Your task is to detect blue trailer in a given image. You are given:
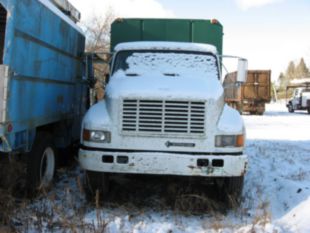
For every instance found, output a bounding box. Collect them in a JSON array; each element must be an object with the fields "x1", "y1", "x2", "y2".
[{"x1": 0, "y1": 0, "x2": 90, "y2": 194}]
